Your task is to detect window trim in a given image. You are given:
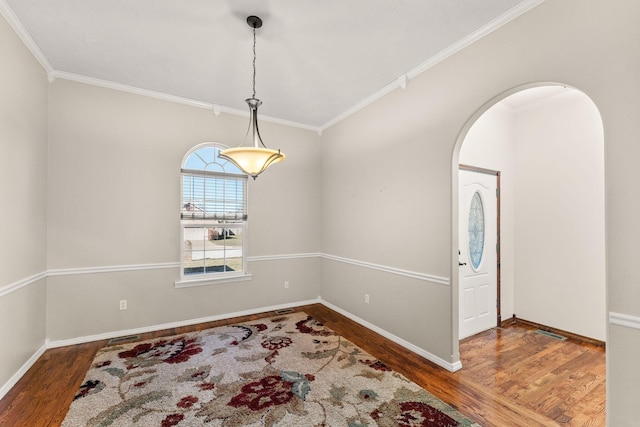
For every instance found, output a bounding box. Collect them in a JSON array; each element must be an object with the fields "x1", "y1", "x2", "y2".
[
  {"x1": 177, "y1": 142, "x2": 250, "y2": 287},
  {"x1": 175, "y1": 271, "x2": 252, "y2": 288}
]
